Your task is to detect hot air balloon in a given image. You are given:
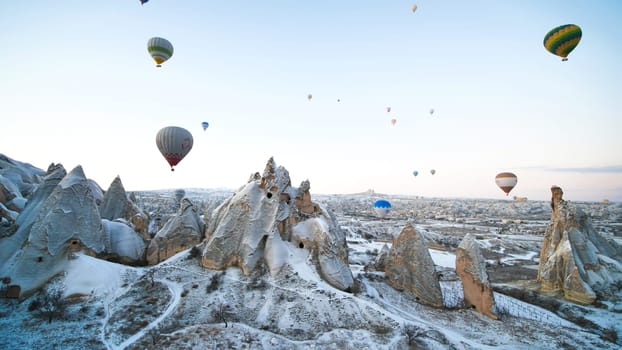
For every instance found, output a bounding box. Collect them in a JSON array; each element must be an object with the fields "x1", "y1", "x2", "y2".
[
  {"x1": 390, "y1": 118, "x2": 397, "y2": 126},
  {"x1": 307, "y1": 94, "x2": 313, "y2": 101},
  {"x1": 495, "y1": 172, "x2": 518, "y2": 196},
  {"x1": 140, "y1": 0, "x2": 149, "y2": 4},
  {"x1": 543, "y1": 24, "x2": 582, "y2": 61},
  {"x1": 430, "y1": 169, "x2": 436, "y2": 175},
  {"x1": 201, "y1": 121, "x2": 209, "y2": 131},
  {"x1": 147, "y1": 37, "x2": 174, "y2": 67},
  {"x1": 413, "y1": 170, "x2": 419, "y2": 177},
  {"x1": 430, "y1": 108, "x2": 435, "y2": 115},
  {"x1": 411, "y1": 4, "x2": 417, "y2": 12},
  {"x1": 373, "y1": 199, "x2": 391, "y2": 219},
  {"x1": 156, "y1": 126, "x2": 193, "y2": 171},
  {"x1": 386, "y1": 106, "x2": 392, "y2": 113}
]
